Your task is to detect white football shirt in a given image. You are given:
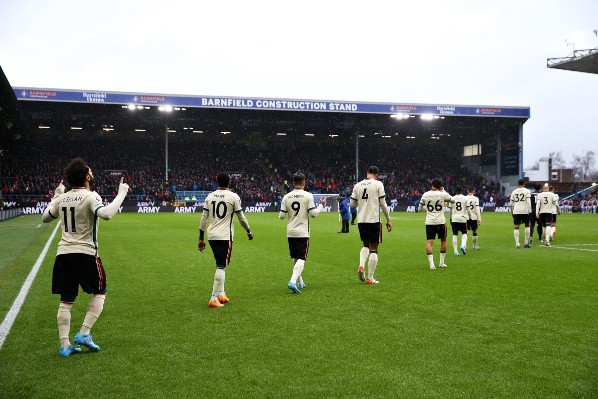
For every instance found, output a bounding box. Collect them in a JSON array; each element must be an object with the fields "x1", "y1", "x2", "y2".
[
  {"x1": 510, "y1": 187, "x2": 531, "y2": 215},
  {"x1": 45, "y1": 188, "x2": 105, "y2": 256},
  {"x1": 537, "y1": 191, "x2": 557, "y2": 214},
  {"x1": 450, "y1": 194, "x2": 469, "y2": 223},
  {"x1": 419, "y1": 190, "x2": 453, "y2": 225},
  {"x1": 350, "y1": 179, "x2": 387, "y2": 223},
  {"x1": 202, "y1": 189, "x2": 243, "y2": 240},
  {"x1": 551, "y1": 193, "x2": 560, "y2": 215},
  {"x1": 280, "y1": 189, "x2": 317, "y2": 238},
  {"x1": 466, "y1": 194, "x2": 481, "y2": 221}
]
